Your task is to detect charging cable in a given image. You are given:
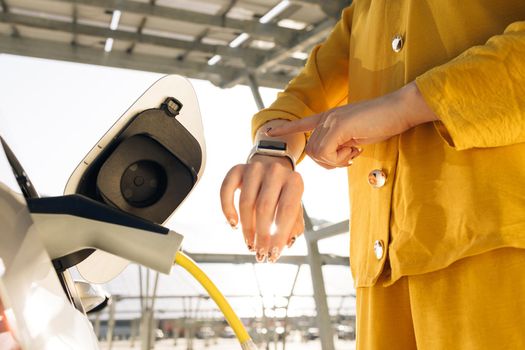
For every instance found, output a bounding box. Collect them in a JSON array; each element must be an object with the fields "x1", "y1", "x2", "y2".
[{"x1": 174, "y1": 251, "x2": 258, "y2": 350}]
